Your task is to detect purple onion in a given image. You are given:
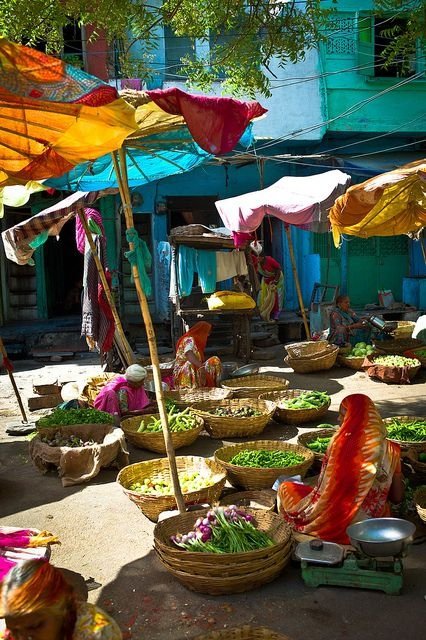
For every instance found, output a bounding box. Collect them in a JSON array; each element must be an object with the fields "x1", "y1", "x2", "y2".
[
  {"x1": 194, "y1": 517, "x2": 203, "y2": 528},
  {"x1": 202, "y1": 517, "x2": 210, "y2": 526},
  {"x1": 201, "y1": 532, "x2": 211, "y2": 542}
]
